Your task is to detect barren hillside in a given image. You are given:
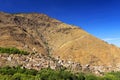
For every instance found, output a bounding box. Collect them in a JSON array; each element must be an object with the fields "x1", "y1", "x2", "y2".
[{"x1": 0, "y1": 12, "x2": 120, "y2": 69}]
